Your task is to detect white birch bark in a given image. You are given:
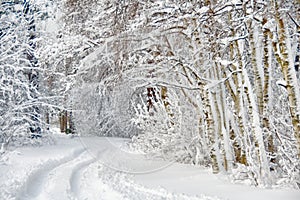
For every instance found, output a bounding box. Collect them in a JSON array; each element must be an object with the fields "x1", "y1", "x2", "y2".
[{"x1": 243, "y1": 68, "x2": 272, "y2": 186}]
